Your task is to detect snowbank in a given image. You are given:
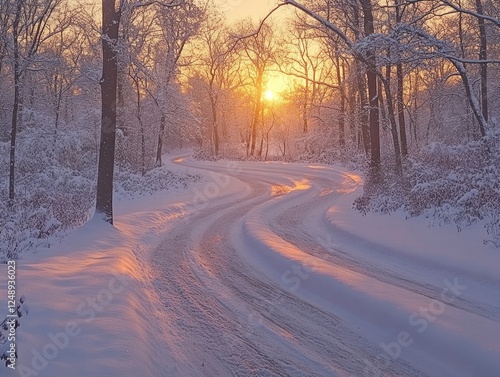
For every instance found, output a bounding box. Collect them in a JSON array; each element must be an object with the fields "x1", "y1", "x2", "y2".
[
  {"x1": 0, "y1": 198, "x2": 189, "y2": 376},
  {"x1": 0, "y1": 156, "x2": 205, "y2": 377}
]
